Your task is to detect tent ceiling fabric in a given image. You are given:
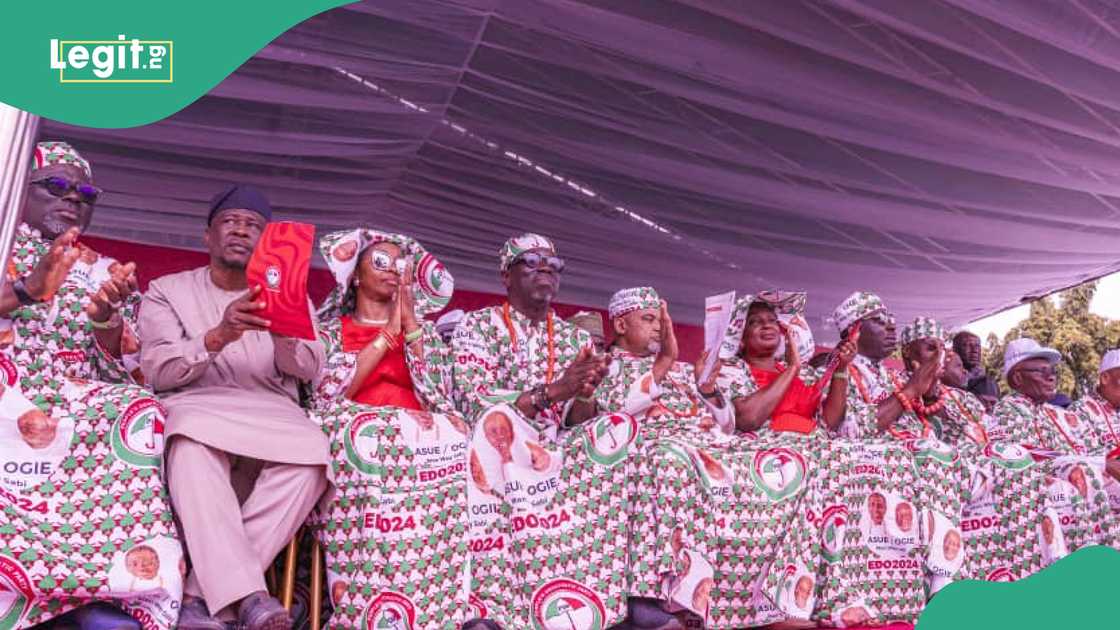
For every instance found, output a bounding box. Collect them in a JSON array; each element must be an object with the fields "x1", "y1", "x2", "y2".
[{"x1": 42, "y1": 0, "x2": 1120, "y2": 336}]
